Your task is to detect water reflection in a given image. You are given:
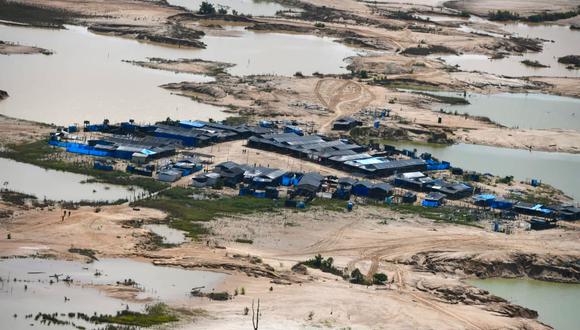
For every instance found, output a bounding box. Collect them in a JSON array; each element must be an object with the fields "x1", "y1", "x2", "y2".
[
  {"x1": 168, "y1": 0, "x2": 293, "y2": 16},
  {"x1": 387, "y1": 142, "x2": 580, "y2": 201},
  {"x1": 469, "y1": 278, "x2": 580, "y2": 330},
  {"x1": 0, "y1": 157, "x2": 142, "y2": 202}
]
